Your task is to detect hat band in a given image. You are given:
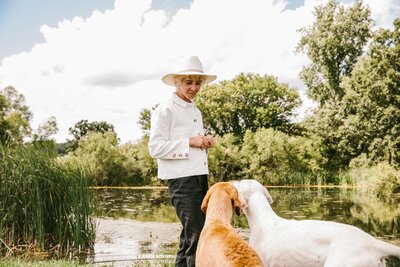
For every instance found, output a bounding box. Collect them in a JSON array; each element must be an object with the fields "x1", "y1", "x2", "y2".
[{"x1": 178, "y1": 69, "x2": 205, "y2": 74}]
